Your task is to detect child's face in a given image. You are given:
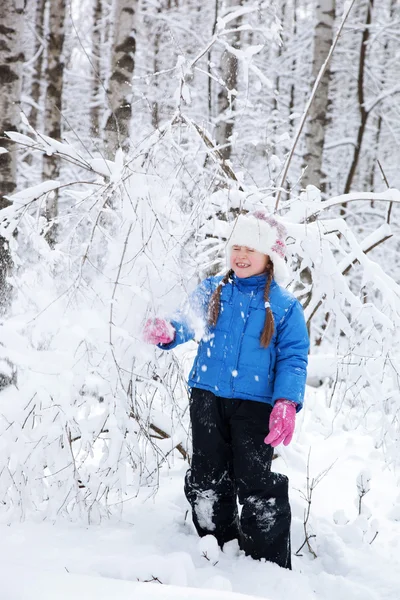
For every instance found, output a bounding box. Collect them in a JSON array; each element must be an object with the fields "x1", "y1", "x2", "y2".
[{"x1": 230, "y1": 246, "x2": 269, "y2": 278}]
